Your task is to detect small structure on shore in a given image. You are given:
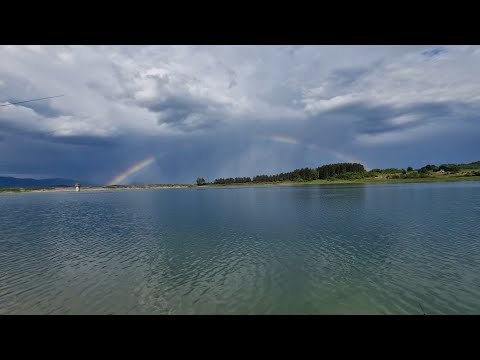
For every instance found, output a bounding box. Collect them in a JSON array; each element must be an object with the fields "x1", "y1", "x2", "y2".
[{"x1": 75, "y1": 183, "x2": 81, "y2": 192}]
